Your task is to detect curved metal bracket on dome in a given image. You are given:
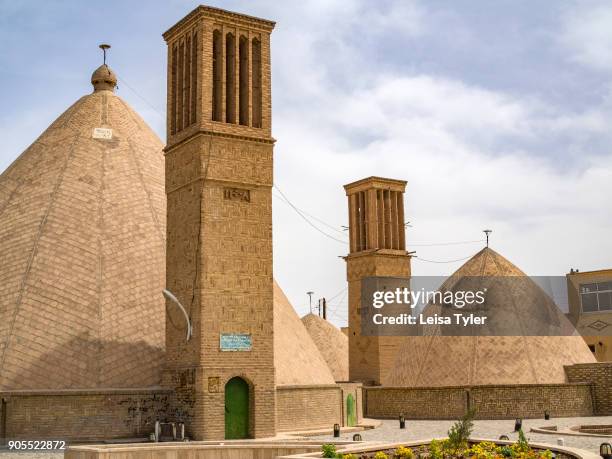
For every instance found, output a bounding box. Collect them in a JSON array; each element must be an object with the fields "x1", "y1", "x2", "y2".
[{"x1": 162, "y1": 289, "x2": 193, "y2": 341}]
